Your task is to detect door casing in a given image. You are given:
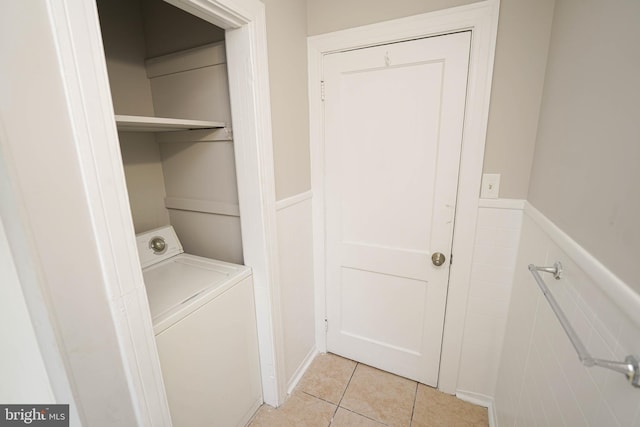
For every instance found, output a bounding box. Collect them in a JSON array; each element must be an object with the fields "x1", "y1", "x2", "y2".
[{"x1": 308, "y1": 0, "x2": 500, "y2": 394}]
